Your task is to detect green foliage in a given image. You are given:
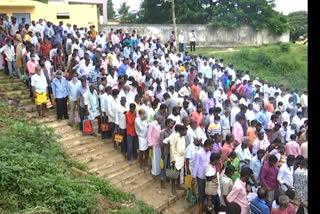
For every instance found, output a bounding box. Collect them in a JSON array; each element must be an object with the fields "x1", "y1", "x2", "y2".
[
  {"x1": 107, "y1": 0, "x2": 116, "y2": 20},
  {"x1": 288, "y1": 11, "x2": 308, "y2": 41},
  {"x1": 0, "y1": 103, "x2": 157, "y2": 214},
  {"x1": 116, "y1": 2, "x2": 137, "y2": 23},
  {"x1": 279, "y1": 42, "x2": 291, "y2": 52},
  {"x1": 209, "y1": 0, "x2": 290, "y2": 34},
  {"x1": 138, "y1": 0, "x2": 289, "y2": 34}
]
